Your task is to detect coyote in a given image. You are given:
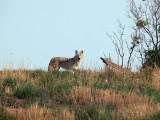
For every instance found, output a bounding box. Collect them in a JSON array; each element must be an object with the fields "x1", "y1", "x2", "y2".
[{"x1": 48, "y1": 50, "x2": 83, "y2": 72}]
